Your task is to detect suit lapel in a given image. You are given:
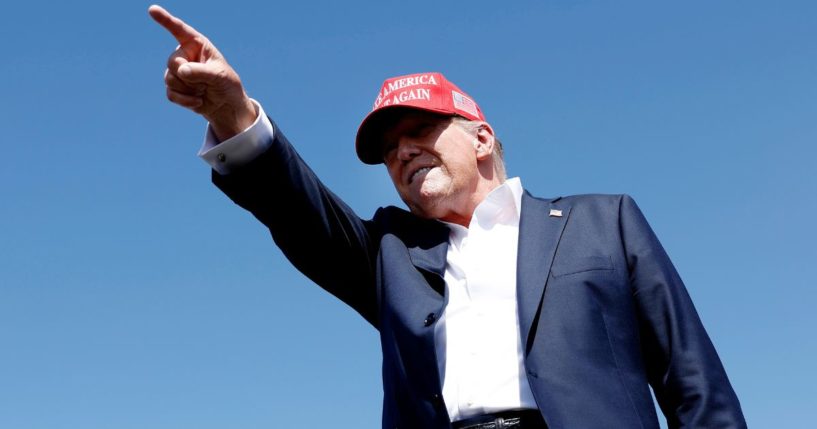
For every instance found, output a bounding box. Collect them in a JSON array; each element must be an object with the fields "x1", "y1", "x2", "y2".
[
  {"x1": 406, "y1": 218, "x2": 450, "y2": 296},
  {"x1": 517, "y1": 192, "x2": 571, "y2": 354},
  {"x1": 407, "y1": 237, "x2": 448, "y2": 279},
  {"x1": 396, "y1": 194, "x2": 570, "y2": 354}
]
